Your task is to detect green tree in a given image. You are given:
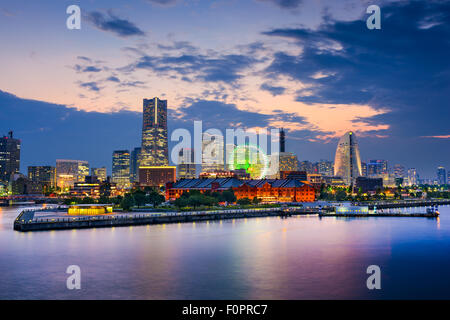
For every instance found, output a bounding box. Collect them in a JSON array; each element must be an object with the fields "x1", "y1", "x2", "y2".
[
  {"x1": 335, "y1": 190, "x2": 347, "y2": 201},
  {"x1": 147, "y1": 191, "x2": 165, "y2": 207},
  {"x1": 237, "y1": 197, "x2": 251, "y2": 205},
  {"x1": 121, "y1": 193, "x2": 135, "y2": 211}
]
